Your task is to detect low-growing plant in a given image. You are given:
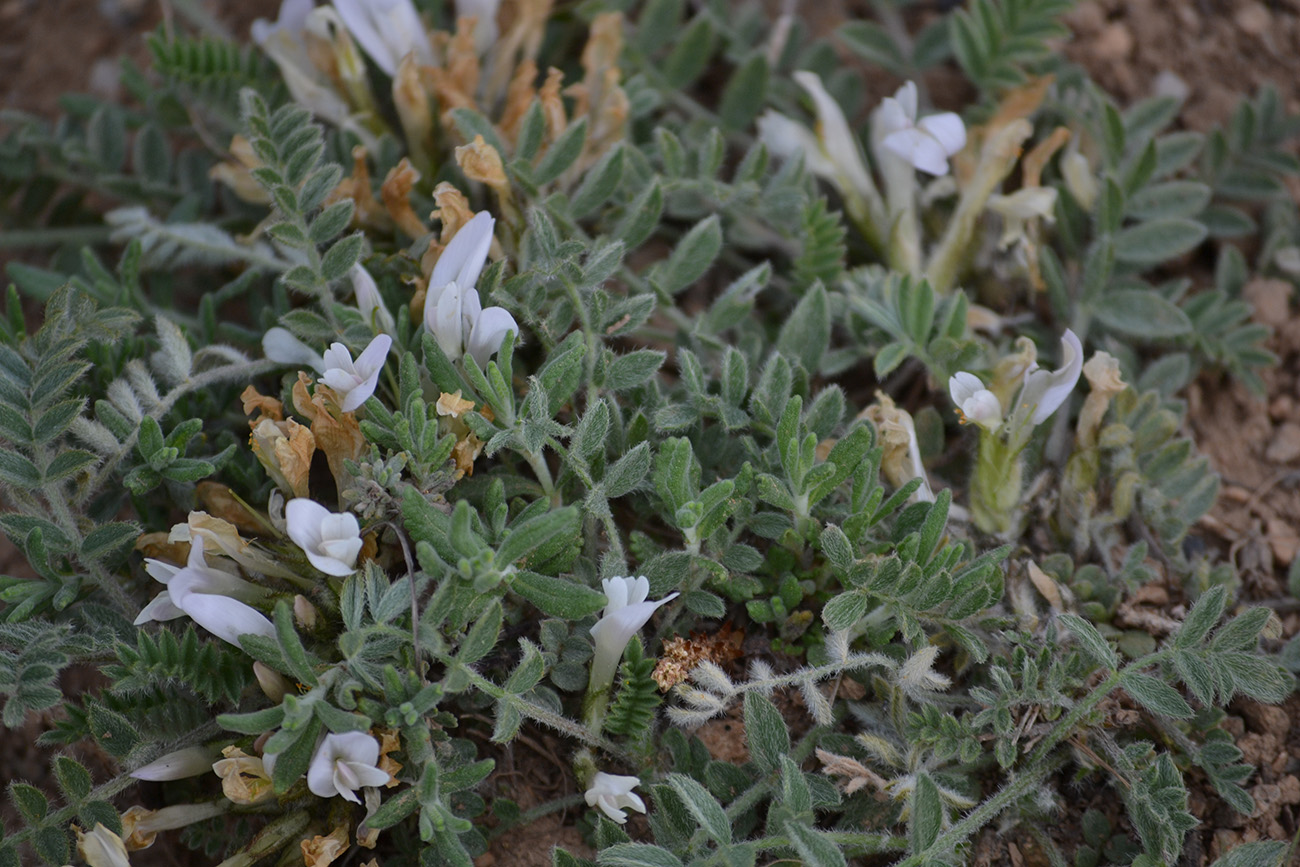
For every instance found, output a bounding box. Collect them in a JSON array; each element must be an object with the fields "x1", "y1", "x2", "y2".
[{"x1": 1, "y1": 1, "x2": 1297, "y2": 866}]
